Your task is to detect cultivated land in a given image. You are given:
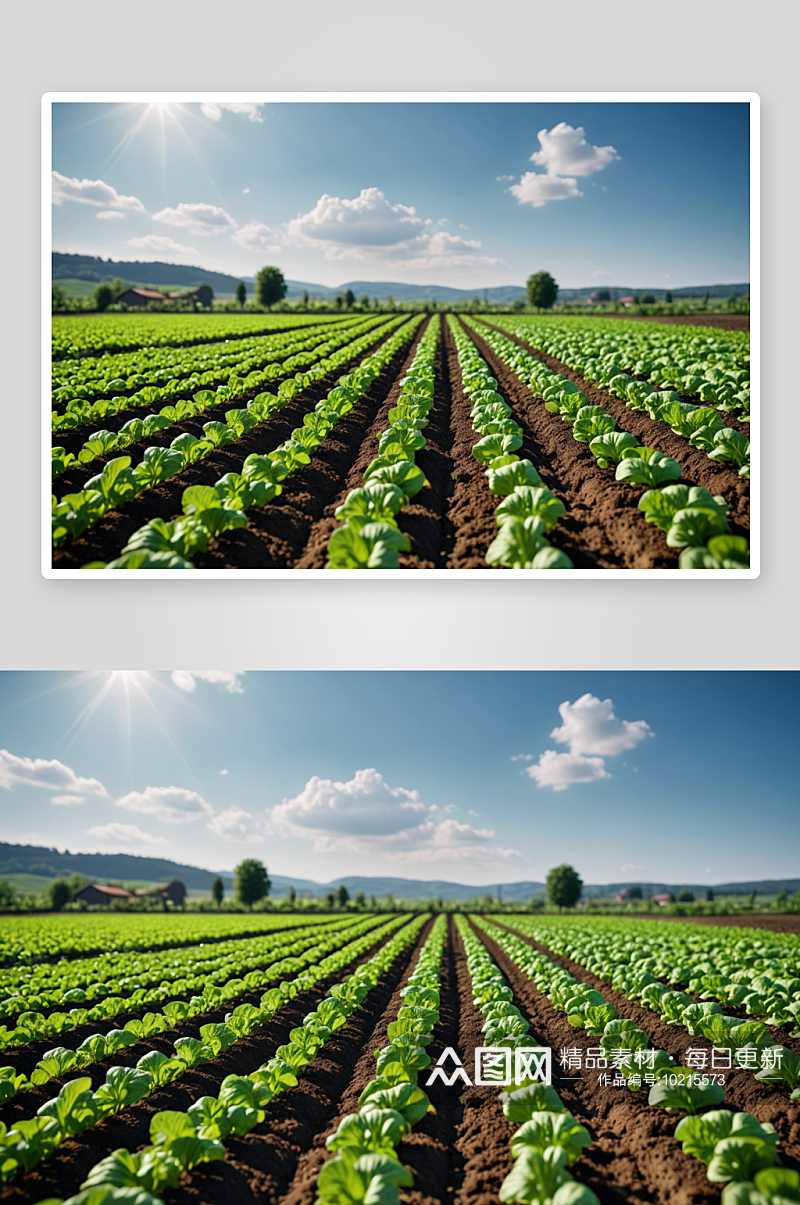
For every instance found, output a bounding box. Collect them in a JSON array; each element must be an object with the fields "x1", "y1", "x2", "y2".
[
  {"x1": 50, "y1": 313, "x2": 751, "y2": 571},
  {"x1": 0, "y1": 912, "x2": 797, "y2": 1205}
]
